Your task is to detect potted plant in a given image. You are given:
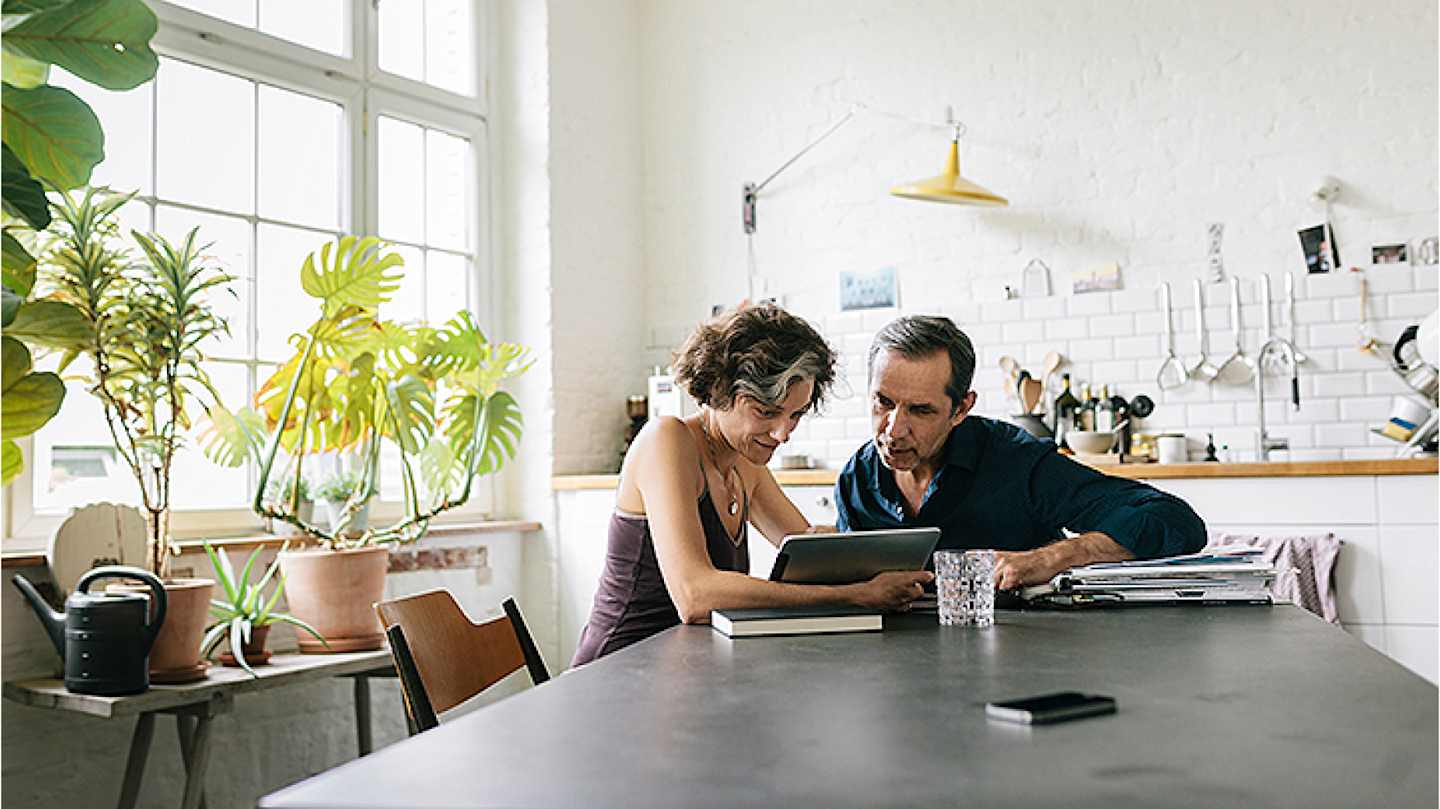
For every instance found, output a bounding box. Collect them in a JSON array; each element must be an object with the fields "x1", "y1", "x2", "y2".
[
  {"x1": 200, "y1": 235, "x2": 530, "y2": 652},
  {"x1": 314, "y1": 469, "x2": 373, "y2": 536},
  {"x1": 32, "y1": 187, "x2": 236, "y2": 682},
  {"x1": 201, "y1": 541, "x2": 327, "y2": 677},
  {"x1": 263, "y1": 474, "x2": 314, "y2": 535}
]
